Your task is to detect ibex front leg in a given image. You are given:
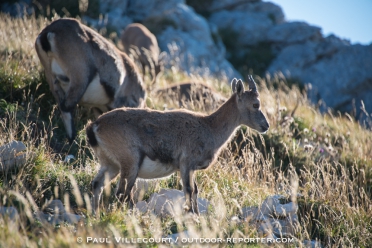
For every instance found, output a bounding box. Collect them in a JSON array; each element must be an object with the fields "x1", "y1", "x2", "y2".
[{"x1": 180, "y1": 165, "x2": 199, "y2": 215}]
